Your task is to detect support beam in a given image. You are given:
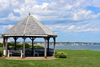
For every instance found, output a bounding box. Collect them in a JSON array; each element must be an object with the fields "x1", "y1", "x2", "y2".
[
  {"x1": 13, "y1": 37, "x2": 18, "y2": 50},
  {"x1": 47, "y1": 37, "x2": 50, "y2": 56},
  {"x1": 30, "y1": 37, "x2": 36, "y2": 56},
  {"x1": 14, "y1": 37, "x2": 16, "y2": 50},
  {"x1": 5, "y1": 37, "x2": 8, "y2": 57},
  {"x1": 3, "y1": 37, "x2": 5, "y2": 56},
  {"x1": 53, "y1": 37, "x2": 56, "y2": 57},
  {"x1": 23, "y1": 37, "x2": 25, "y2": 58},
  {"x1": 32, "y1": 39, "x2": 34, "y2": 55},
  {"x1": 44, "y1": 38, "x2": 47, "y2": 58},
  {"x1": 3, "y1": 37, "x2": 5, "y2": 49}
]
